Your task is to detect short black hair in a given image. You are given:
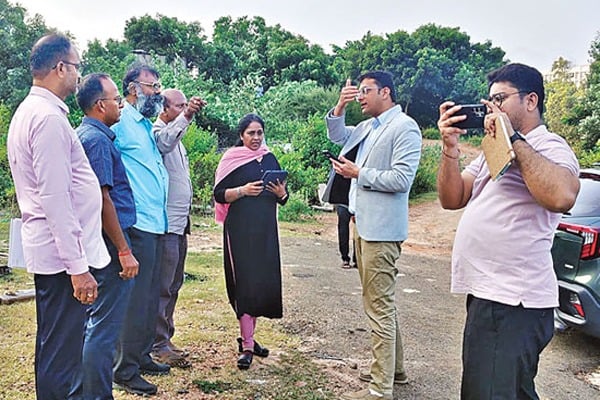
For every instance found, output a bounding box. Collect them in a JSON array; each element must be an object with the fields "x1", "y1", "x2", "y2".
[
  {"x1": 487, "y1": 63, "x2": 545, "y2": 116},
  {"x1": 235, "y1": 113, "x2": 265, "y2": 147},
  {"x1": 122, "y1": 65, "x2": 160, "y2": 96},
  {"x1": 76, "y1": 73, "x2": 110, "y2": 113},
  {"x1": 29, "y1": 34, "x2": 73, "y2": 78},
  {"x1": 357, "y1": 70, "x2": 396, "y2": 103}
]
